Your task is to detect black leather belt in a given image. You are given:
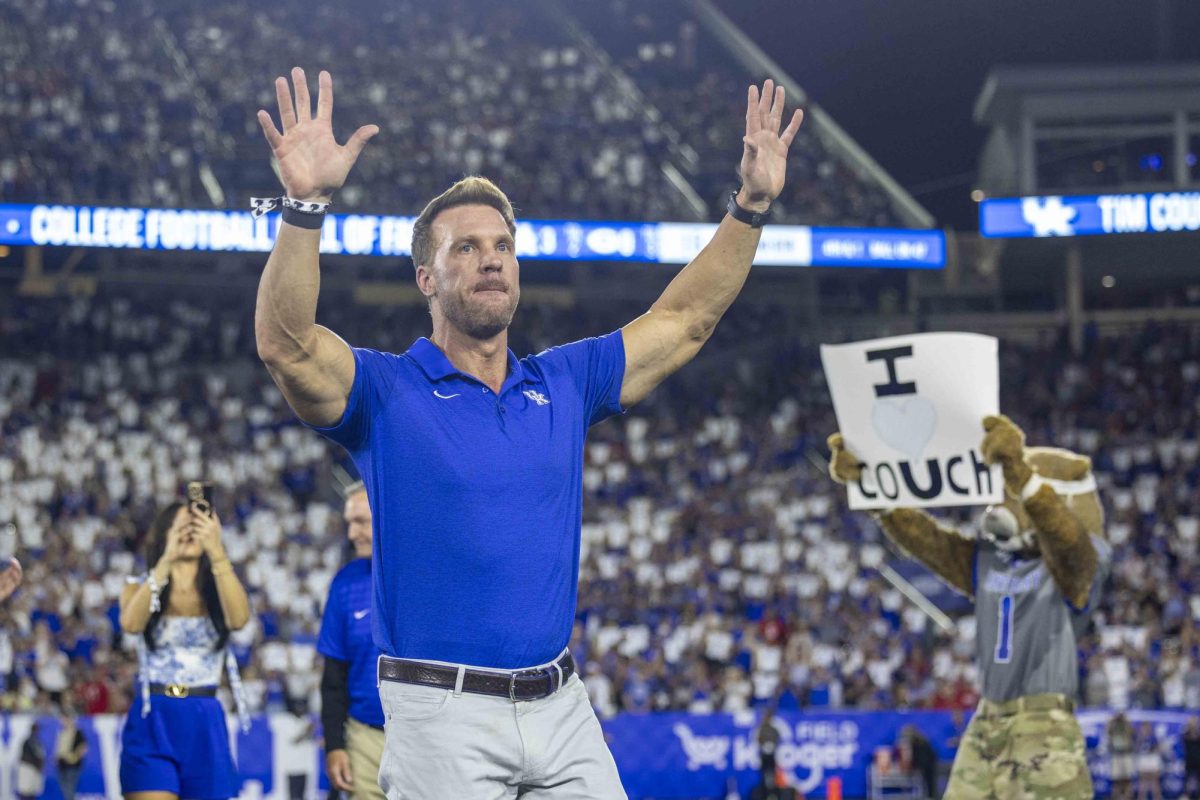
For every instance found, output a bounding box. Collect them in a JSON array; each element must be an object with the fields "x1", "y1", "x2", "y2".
[
  {"x1": 149, "y1": 683, "x2": 218, "y2": 698},
  {"x1": 378, "y1": 651, "x2": 575, "y2": 702}
]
